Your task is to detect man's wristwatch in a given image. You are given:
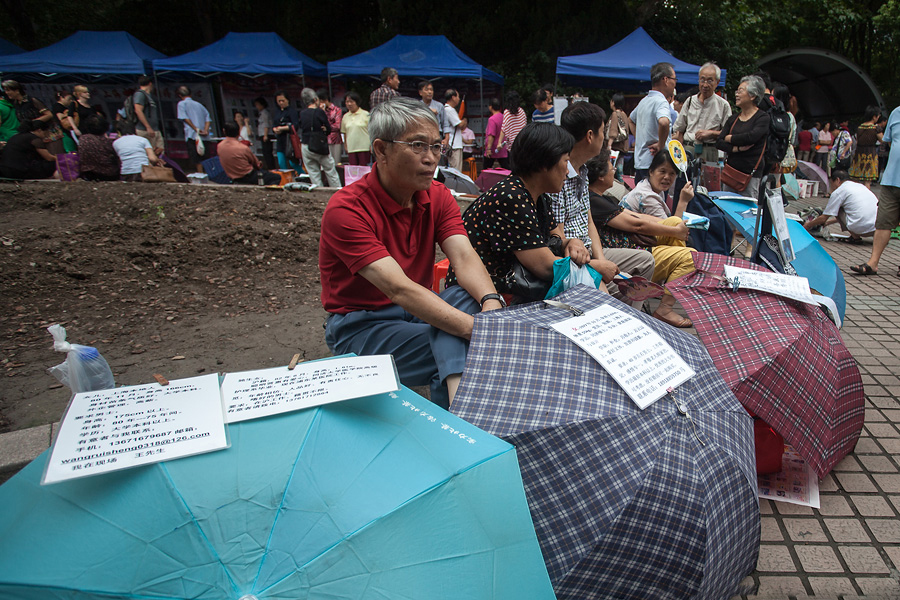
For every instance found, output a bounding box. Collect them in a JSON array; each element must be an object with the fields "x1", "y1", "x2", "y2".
[{"x1": 480, "y1": 293, "x2": 507, "y2": 308}]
